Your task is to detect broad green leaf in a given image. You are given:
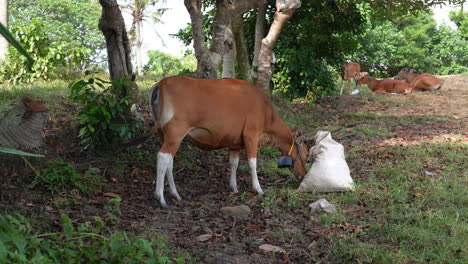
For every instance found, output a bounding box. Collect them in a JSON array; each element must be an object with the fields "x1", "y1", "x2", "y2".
[{"x1": 0, "y1": 23, "x2": 34, "y2": 63}]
